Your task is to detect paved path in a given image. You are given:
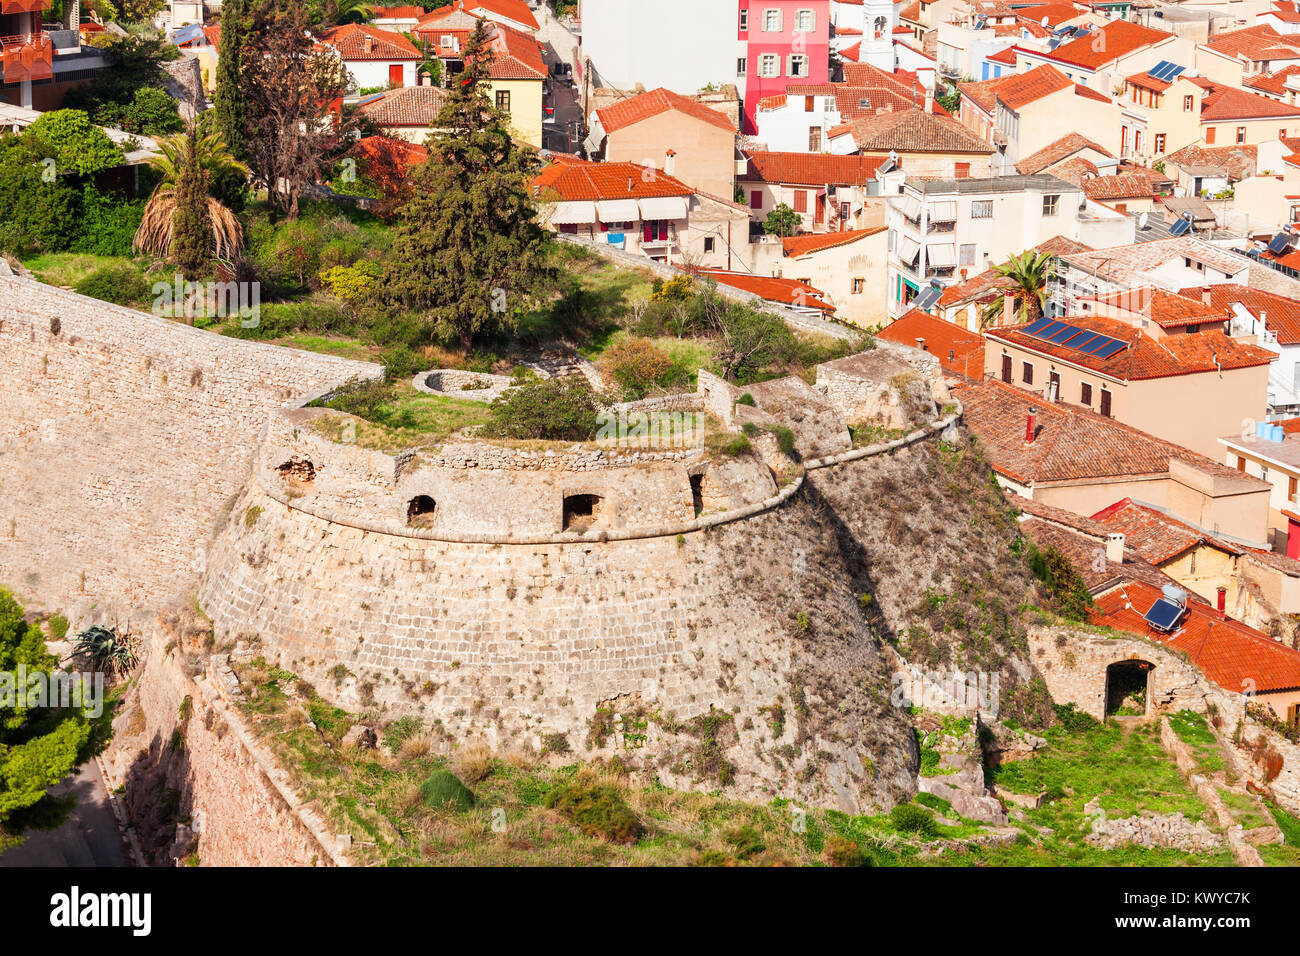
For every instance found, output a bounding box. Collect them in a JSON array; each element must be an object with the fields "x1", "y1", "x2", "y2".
[{"x1": 0, "y1": 760, "x2": 128, "y2": 867}]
